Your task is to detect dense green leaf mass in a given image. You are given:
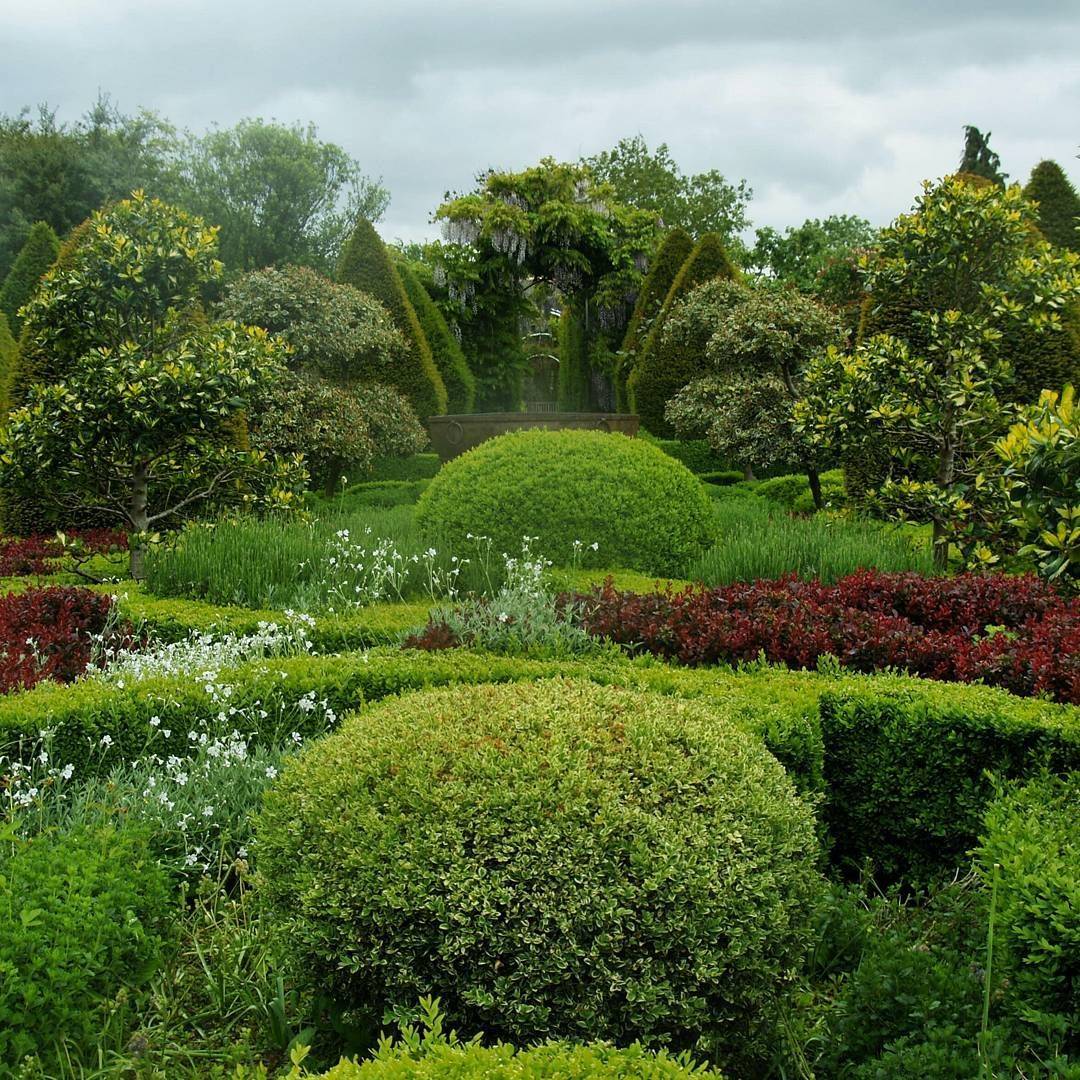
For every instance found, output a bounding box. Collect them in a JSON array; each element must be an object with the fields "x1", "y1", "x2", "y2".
[
  {"x1": 337, "y1": 218, "x2": 447, "y2": 417},
  {"x1": 978, "y1": 773, "x2": 1080, "y2": 1060},
  {"x1": 397, "y1": 258, "x2": 475, "y2": 412},
  {"x1": 0, "y1": 220, "x2": 59, "y2": 333},
  {"x1": 556, "y1": 300, "x2": 590, "y2": 411},
  {"x1": 257, "y1": 679, "x2": 822, "y2": 1071},
  {"x1": 629, "y1": 234, "x2": 738, "y2": 435},
  {"x1": 415, "y1": 429, "x2": 714, "y2": 575},
  {"x1": 0, "y1": 825, "x2": 170, "y2": 1072},
  {"x1": 315, "y1": 1038, "x2": 724, "y2": 1079},
  {"x1": 0, "y1": 311, "x2": 15, "y2": 410},
  {"x1": 1024, "y1": 160, "x2": 1080, "y2": 253}
]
